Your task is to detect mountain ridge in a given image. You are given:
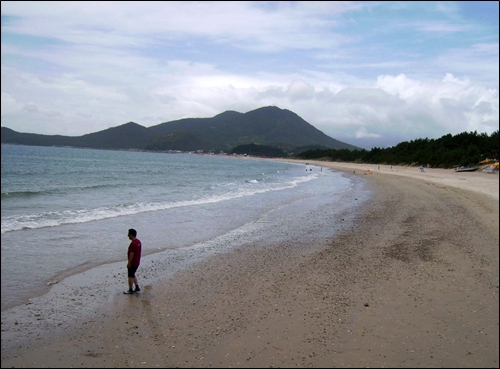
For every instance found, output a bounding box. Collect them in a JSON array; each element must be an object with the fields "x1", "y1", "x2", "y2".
[{"x1": 1, "y1": 106, "x2": 361, "y2": 153}]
